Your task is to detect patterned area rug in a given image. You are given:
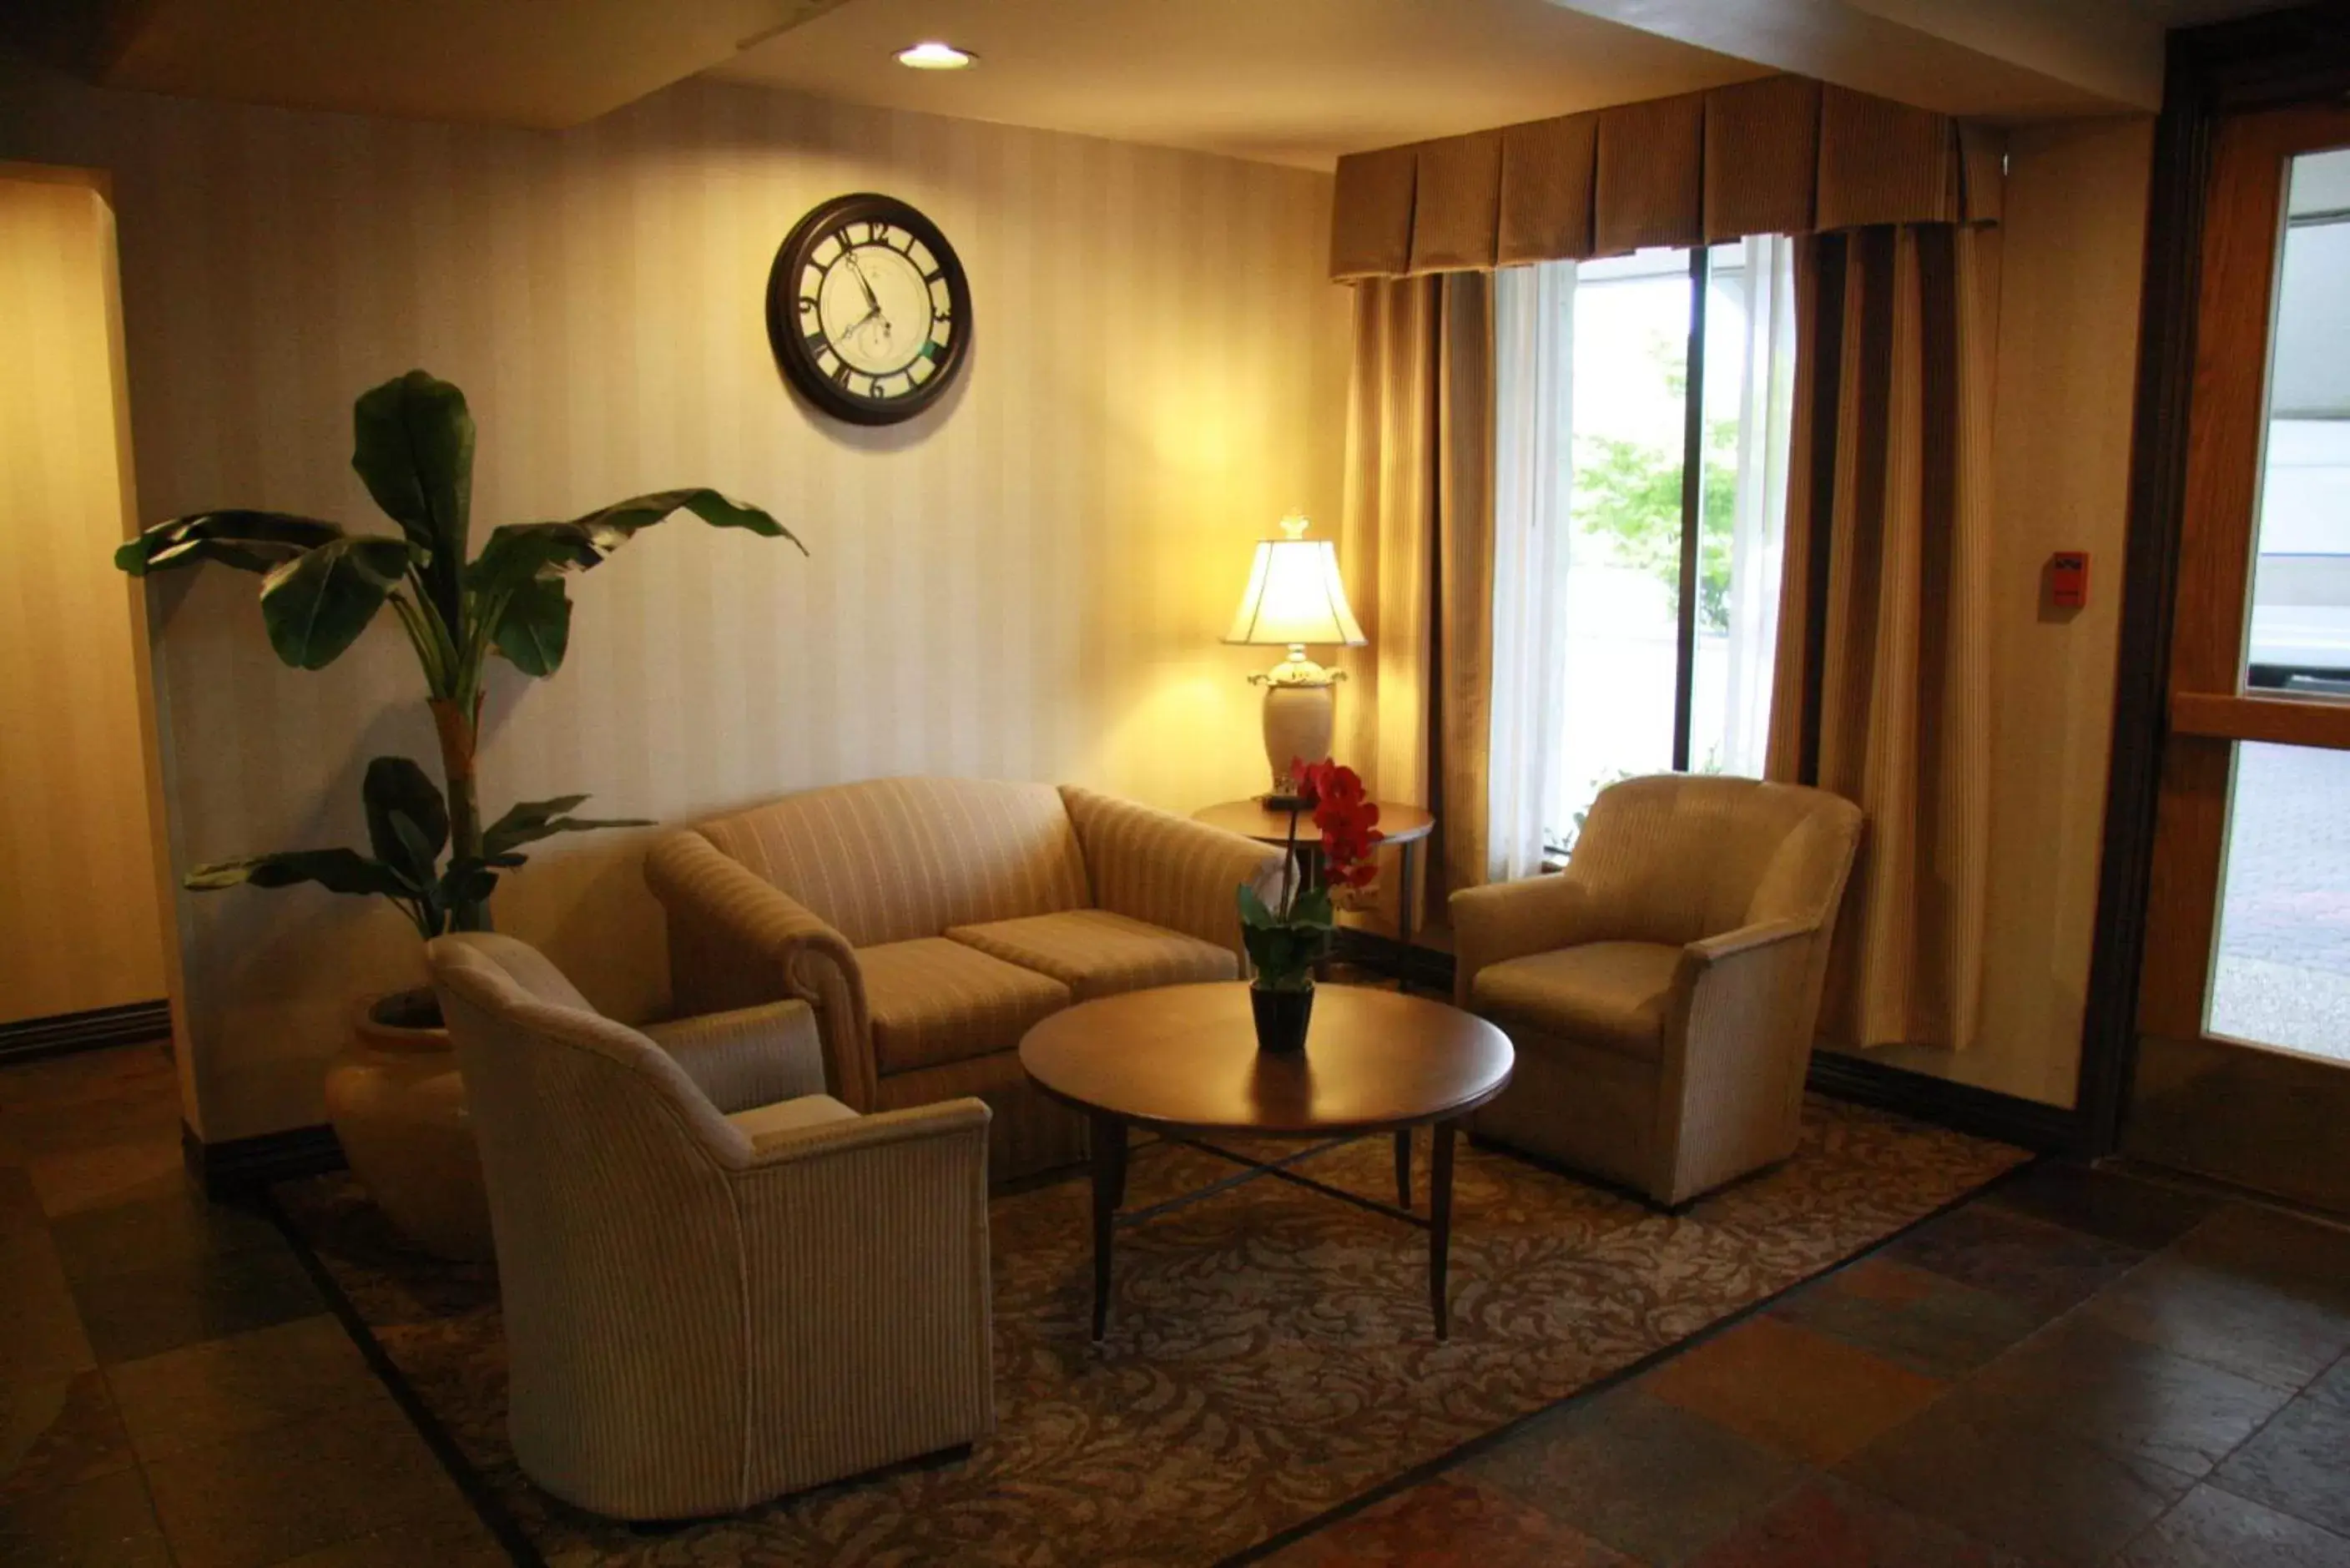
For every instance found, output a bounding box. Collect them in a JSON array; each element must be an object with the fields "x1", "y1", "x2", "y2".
[{"x1": 272, "y1": 1097, "x2": 2027, "y2": 1566}]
